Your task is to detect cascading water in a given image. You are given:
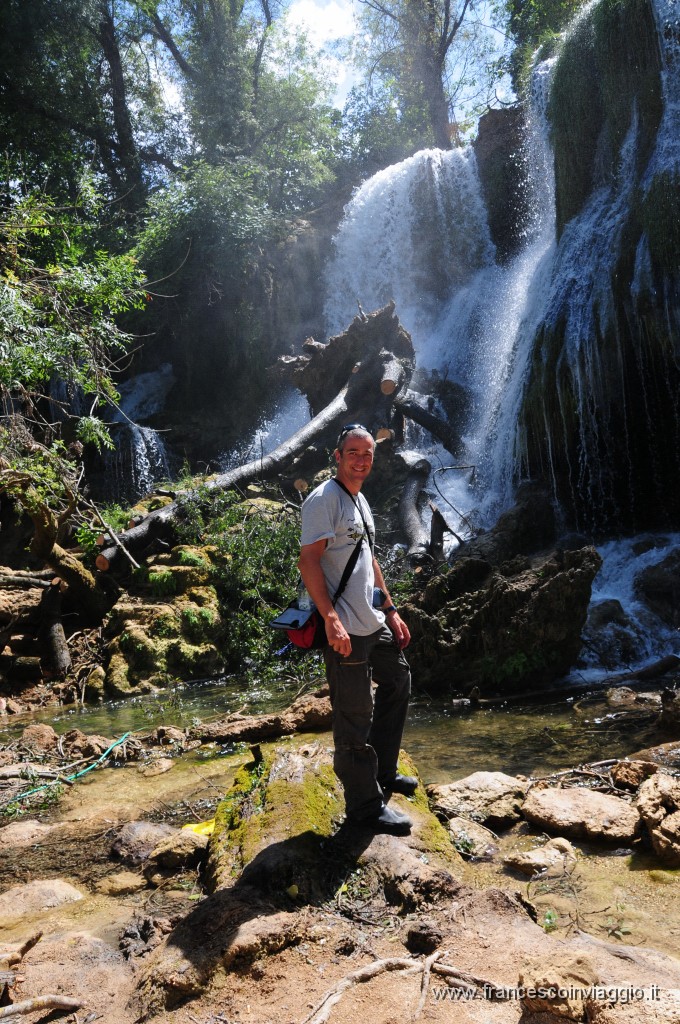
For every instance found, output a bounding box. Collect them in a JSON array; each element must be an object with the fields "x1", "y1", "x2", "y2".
[
  {"x1": 322, "y1": 35, "x2": 680, "y2": 672},
  {"x1": 324, "y1": 64, "x2": 558, "y2": 532},
  {"x1": 105, "y1": 364, "x2": 175, "y2": 500}
]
